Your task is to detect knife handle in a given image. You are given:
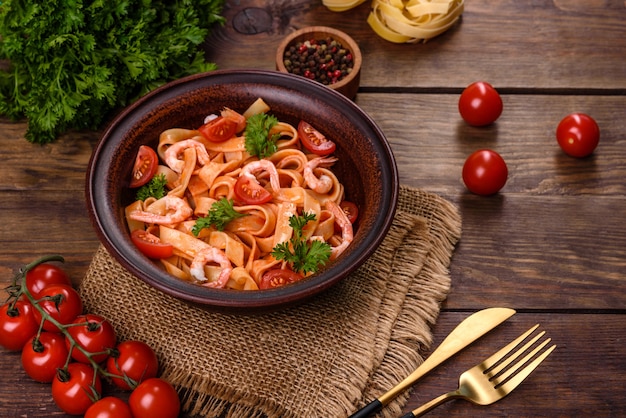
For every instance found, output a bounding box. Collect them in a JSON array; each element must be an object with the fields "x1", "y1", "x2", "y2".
[{"x1": 348, "y1": 399, "x2": 382, "y2": 418}]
